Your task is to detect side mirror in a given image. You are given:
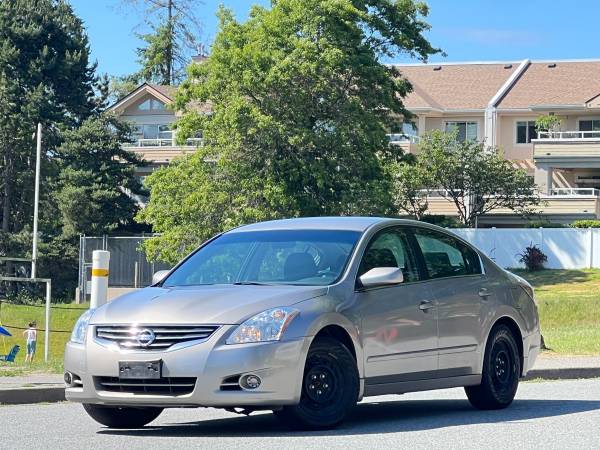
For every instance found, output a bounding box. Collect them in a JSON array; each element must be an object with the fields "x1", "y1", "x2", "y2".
[
  {"x1": 152, "y1": 270, "x2": 170, "y2": 285},
  {"x1": 359, "y1": 267, "x2": 404, "y2": 288}
]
